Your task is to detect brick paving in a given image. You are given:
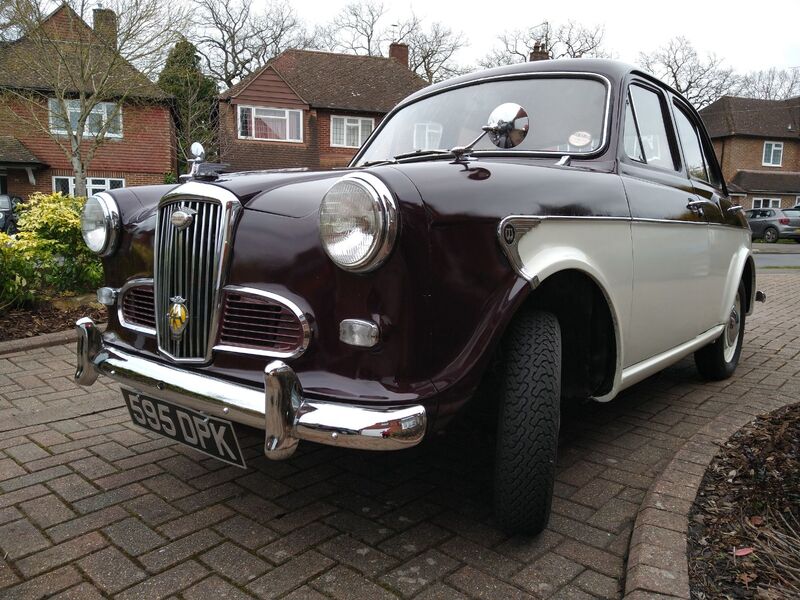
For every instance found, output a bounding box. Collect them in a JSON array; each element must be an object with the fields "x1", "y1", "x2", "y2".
[{"x1": 0, "y1": 272, "x2": 797, "y2": 600}]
